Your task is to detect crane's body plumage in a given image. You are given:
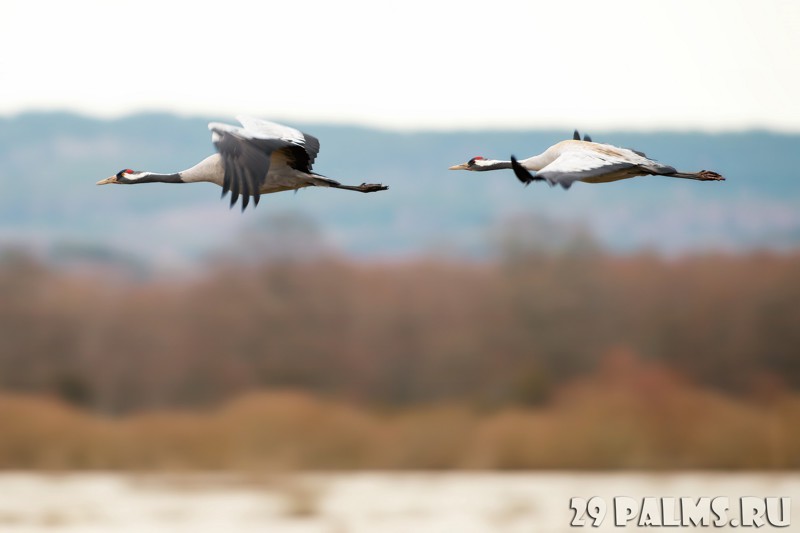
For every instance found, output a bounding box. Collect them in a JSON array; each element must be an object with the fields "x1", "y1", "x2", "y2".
[
  {"x1": 99, "y1": 116, "x2": 388, "y2": 210},
  {"x1": 516, "y1": 139, "x2": 675, "y2": 187},
  {"x1": 449, "y1": 131, "x2": 724, "y2": 189}
]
